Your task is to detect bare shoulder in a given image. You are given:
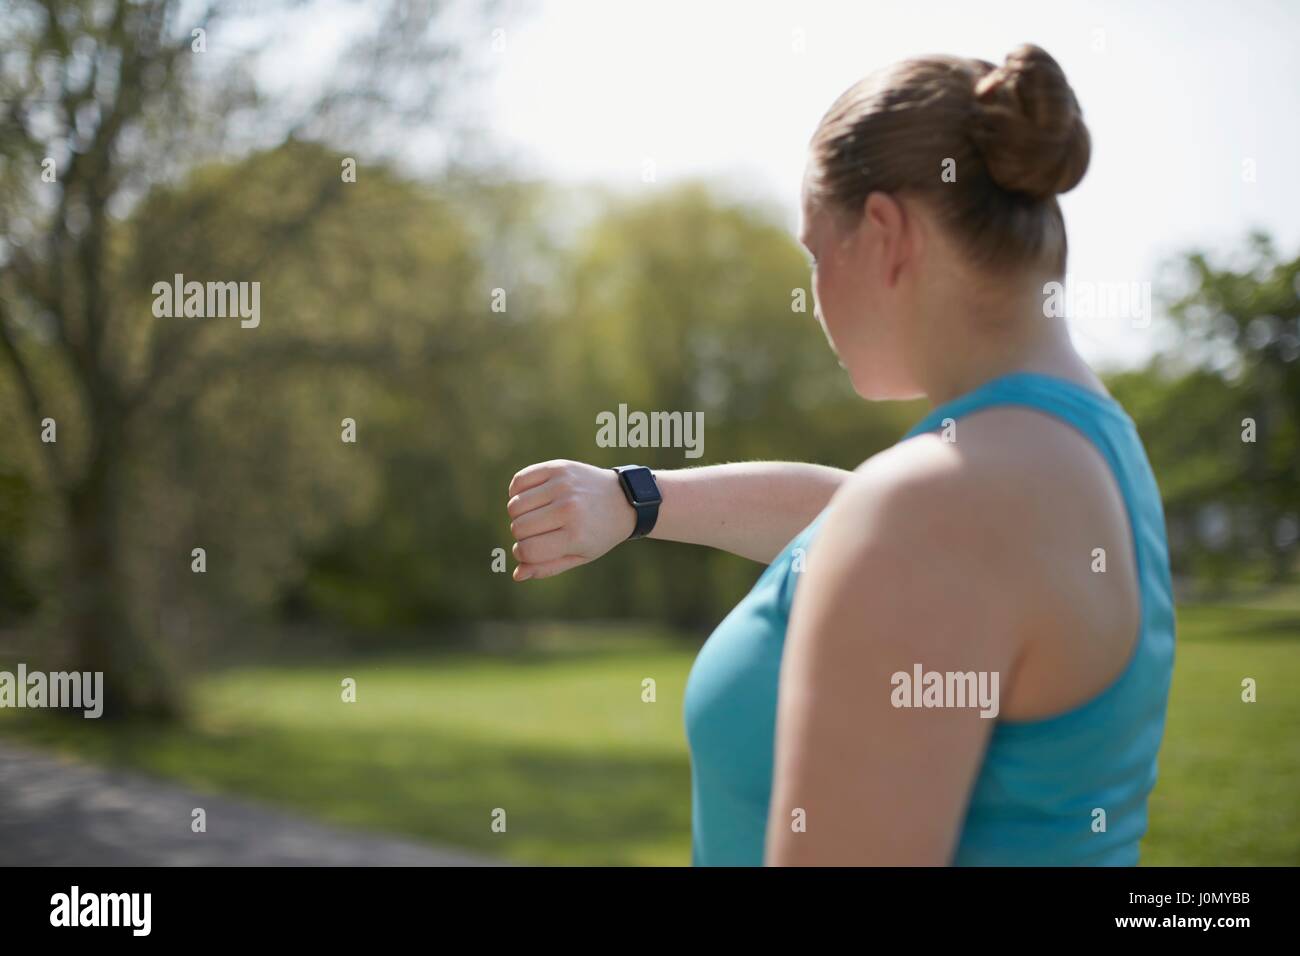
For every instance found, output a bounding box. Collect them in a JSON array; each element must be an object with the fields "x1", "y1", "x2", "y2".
[
  {"x1": 850, "y1": 405, "x2": 1113, "y2": 490},
  {"x1": 816, "y1": 404, "x2": 1140, "y2": 719},
  {"x1": 839, "y1": 404, "x2": 1129, "y2": 564},
  {"x1": 799, "y1": 427, "x2": 1038, "y2": 668},
  {"x1": 834, "y1": 409, "x2": 1067, "y2": 558}
]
